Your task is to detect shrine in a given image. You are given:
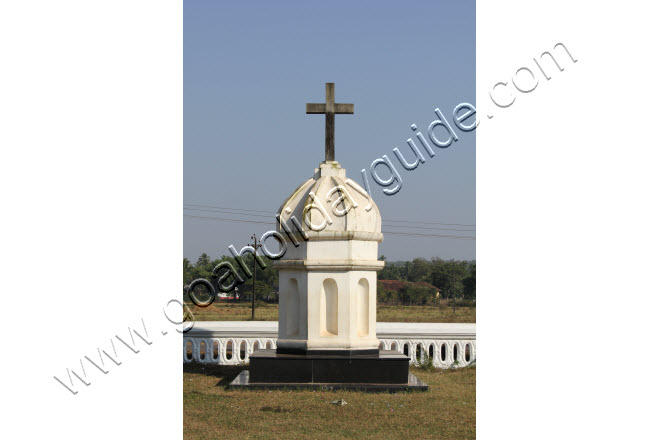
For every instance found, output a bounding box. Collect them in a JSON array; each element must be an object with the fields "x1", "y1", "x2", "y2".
[{"x1": 230, "y1": 83, "x2": 428, "y2": 391}]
